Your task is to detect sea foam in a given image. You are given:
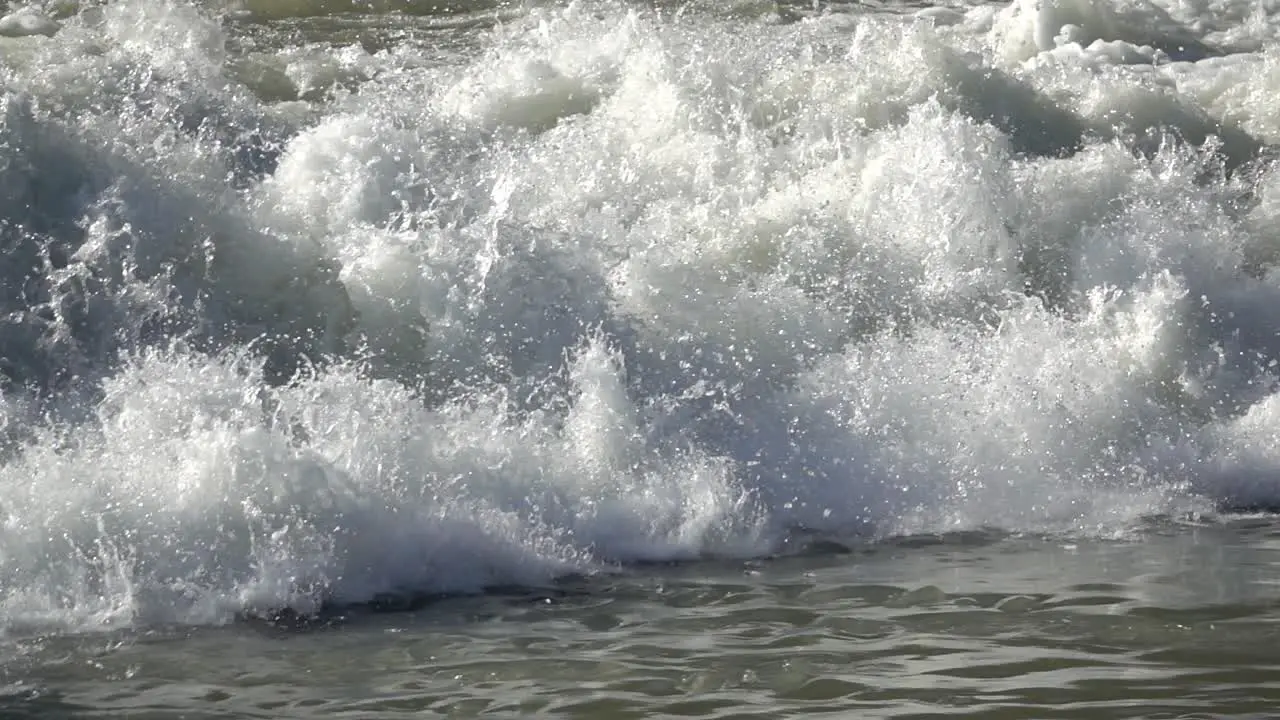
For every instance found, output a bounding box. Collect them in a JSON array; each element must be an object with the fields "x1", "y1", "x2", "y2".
[{"x1": 1, "y1": 0, "x2": 1278, "y2": 634}]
